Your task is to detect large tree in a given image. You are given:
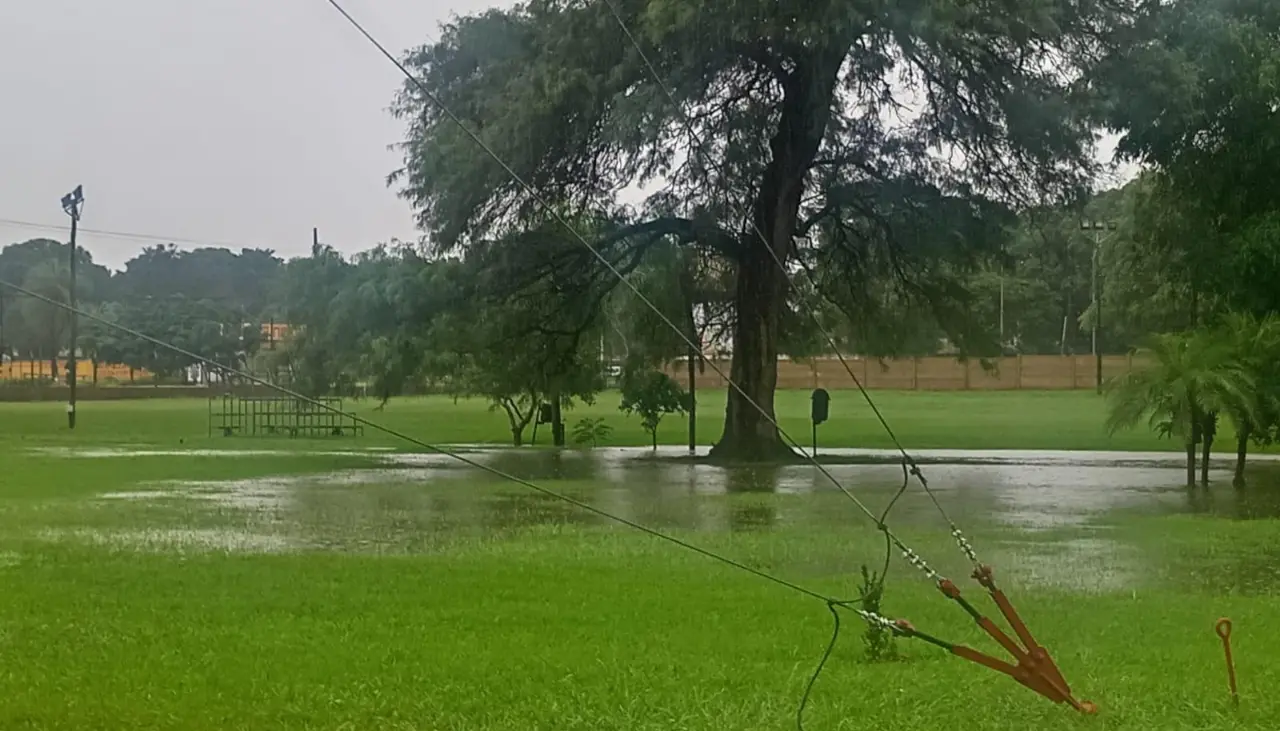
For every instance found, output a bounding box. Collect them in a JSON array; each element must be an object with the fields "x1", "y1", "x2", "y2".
[
  {"x1": 391, "y1": 0, "x2": 1138, "y2": 458},
  {"x1": 1094, "y1": 0, "x2": 1280, "y2": 319},
  {"x1": 113, "y1": 244, "x2": 284, "y2": 318},
  {"x1": 0, "y1": 238, "x2": 111, "y2": 366}
]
